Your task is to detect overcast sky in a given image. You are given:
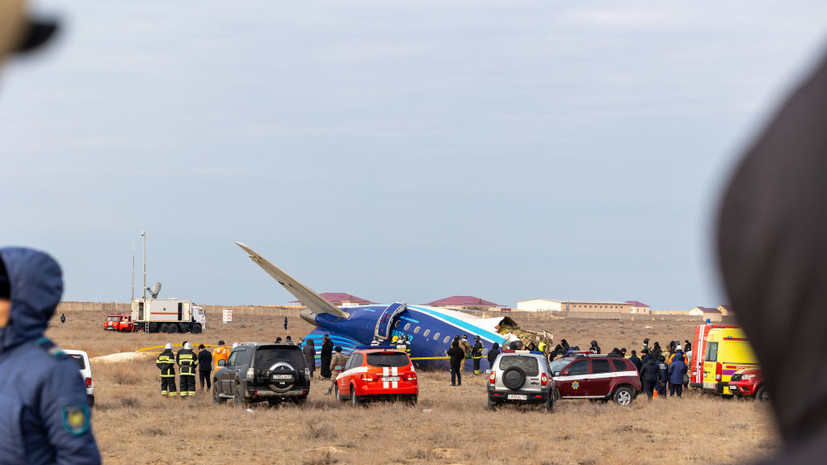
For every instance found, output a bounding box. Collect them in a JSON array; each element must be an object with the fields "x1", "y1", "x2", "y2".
[{"x1": 2, "y1": 1, "x2": 825, "y2": 309}]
